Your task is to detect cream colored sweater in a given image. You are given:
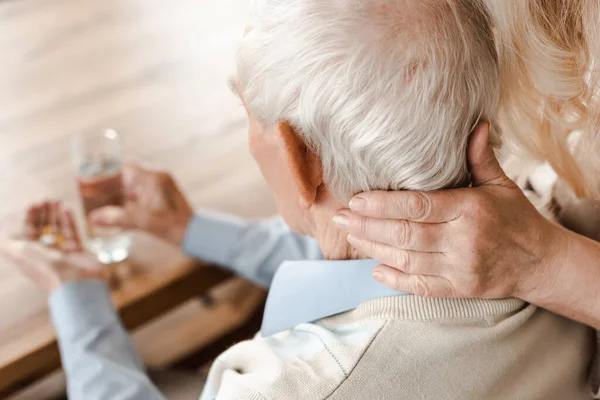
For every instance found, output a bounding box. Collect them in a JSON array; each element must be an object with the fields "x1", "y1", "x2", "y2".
[
  {"x1": 201, "y1": 296, "x2": 596, "y2": 399},
  {"x1": 48, "y1": 215, "x2": 597, "y2": 399}
]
